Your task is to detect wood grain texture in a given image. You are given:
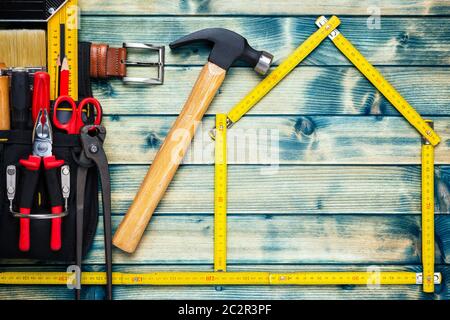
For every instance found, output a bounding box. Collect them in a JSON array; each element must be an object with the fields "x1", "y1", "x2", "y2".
[
  {"x1": 1, "y1": 215, "x2": 449, "y2": 265},
  {"x1": 92, "y1": 67, "x2": 450, "y2": 116},
  {"x1": 101, "y1": 115, "x2": 450, "y2": 165},
  {"x1": 113, "y1": 62, "x2": 226, "y2": 253},
  {"x1": 78, "y1": 0, "x2": 450, "y2": 16},
  {"x1": 2, "y1": 1, "x2": 450, "y2": 301},
  {"x1": 0, "y1": 265, "x2": 449, "y2": 300},
  {"x1": 106, "y1": 165, "x2": 450, "y2": 215},
  {"x1": 80, "y1": 17, "x2": 450, "y2": 66}
]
